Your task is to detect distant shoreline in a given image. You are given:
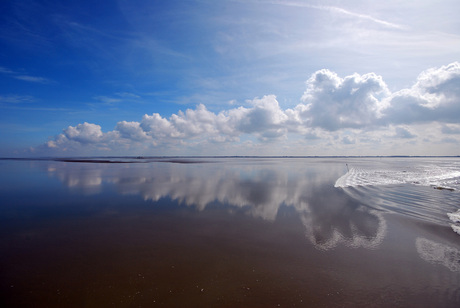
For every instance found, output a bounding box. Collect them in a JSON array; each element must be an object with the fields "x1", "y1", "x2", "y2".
[{"x1": 1, "y1": 155, "x2": 459, "y2": 164}]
